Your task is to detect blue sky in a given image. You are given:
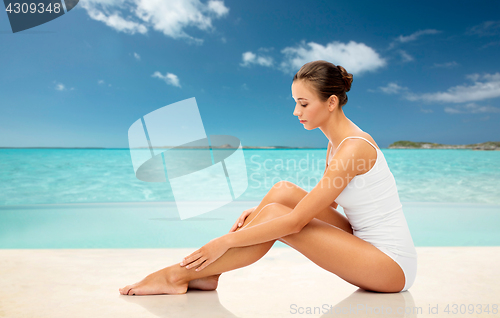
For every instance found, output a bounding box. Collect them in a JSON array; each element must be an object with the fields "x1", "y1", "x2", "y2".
[{"x1": 1, "y1": 0, "x2": 499, "y2": 148}]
